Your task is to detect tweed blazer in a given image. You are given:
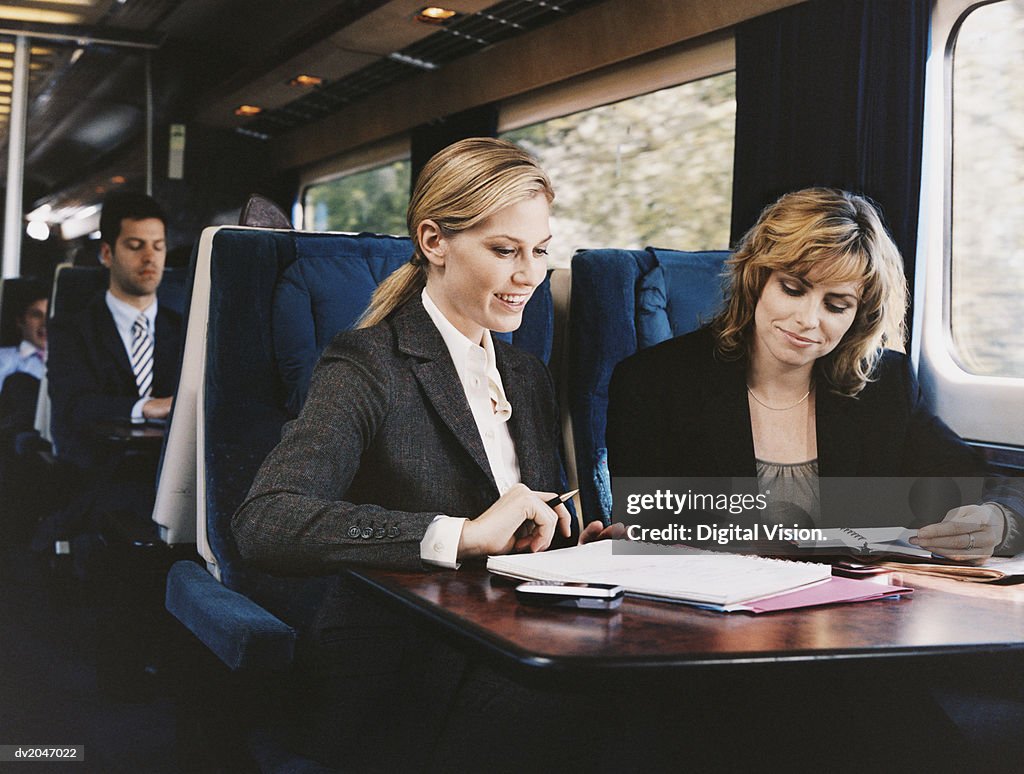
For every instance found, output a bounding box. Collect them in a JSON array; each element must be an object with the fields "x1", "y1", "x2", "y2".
[
  {"x1": 47, "y1": 292, "x2": 181, "y2": 469},
  {"x1": 233, "y1": 296, "x2": 568, "y2": 574},
  {"x1": 608, "y1": 326, "x2": 989, "y2": 479}
]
